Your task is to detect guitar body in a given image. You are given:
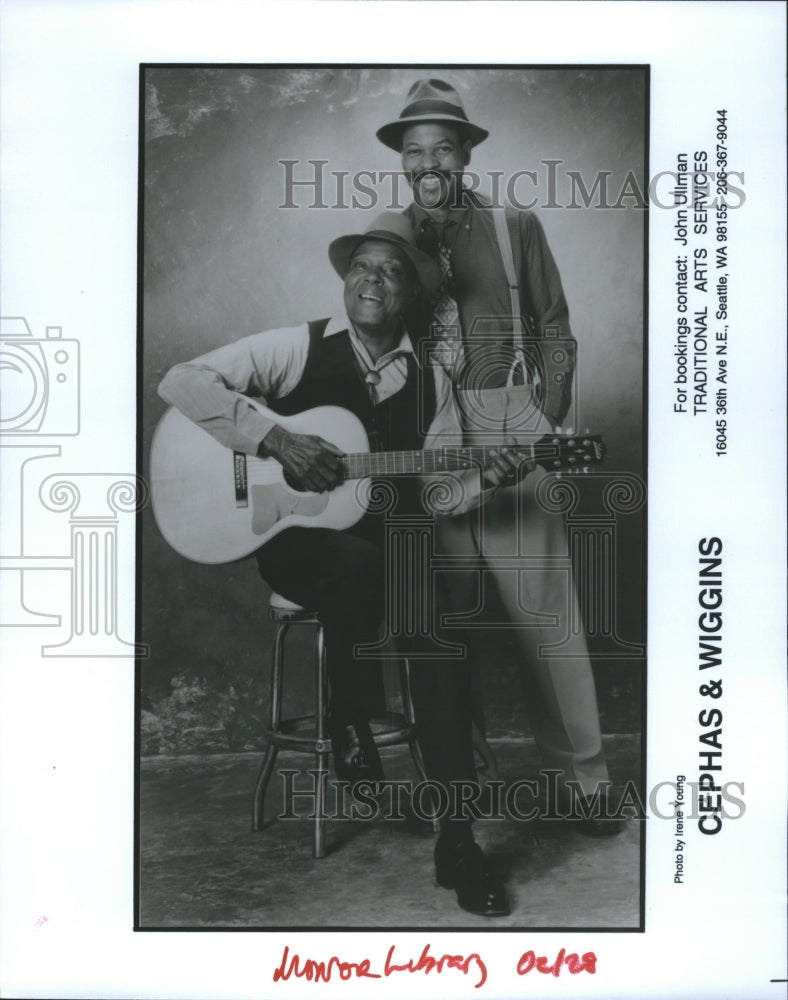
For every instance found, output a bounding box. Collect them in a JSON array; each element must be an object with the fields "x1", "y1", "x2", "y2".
[
  {"x1": 151, "y1": 400, "x2": 605, "y2": 566},
  {"x1": 150, "y1": 404, "x2": 371, "y2": 564}
]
